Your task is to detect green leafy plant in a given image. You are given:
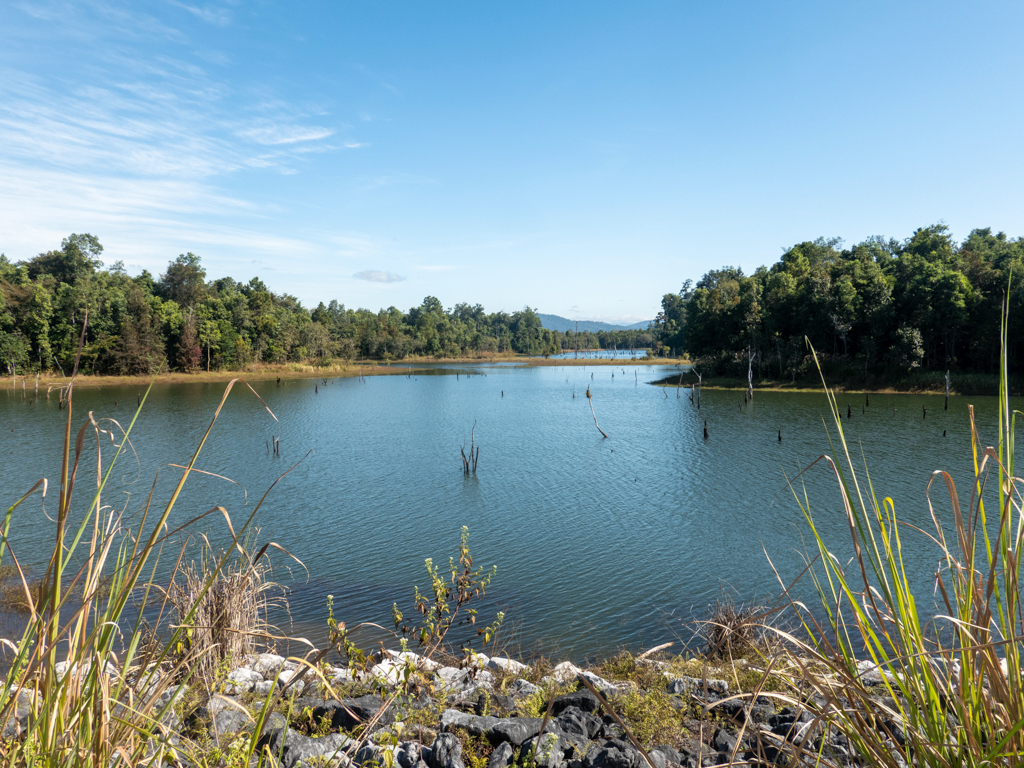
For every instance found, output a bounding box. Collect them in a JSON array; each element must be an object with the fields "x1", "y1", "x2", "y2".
[{"x1": 393, "y1": 526, "x2": 504, "y2": 659}]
